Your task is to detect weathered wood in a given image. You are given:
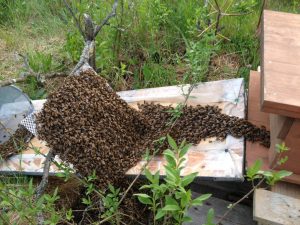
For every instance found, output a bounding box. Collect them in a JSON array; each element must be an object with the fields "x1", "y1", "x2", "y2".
[
  {"x1": 0, "y1": 73, "x2": 67, "y2": 87},
  {"x1": 247, "y1": 71, "x2": 300, "y2": 184},
  {"x1": 271, "y1": 181, "x2": 300, "y2": 200},
  {"x1": 187, "y1": 192, "x2": 256, "y2": 225},
  {"x1": 277, "y1": 118, "x2": 295, "y2": 140},
  {"x1": 254, "y1": 189, "x2": 300, "y2": 225},
  {"x1": 268, "y1": 114, "x2": 286, "y2": 167},
  {"x1": 246, "y1": 71, "x2": 269, "y2": 170},
  {"x1": 261, "y1": 10, "x2": 300, "y2": 118}
]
